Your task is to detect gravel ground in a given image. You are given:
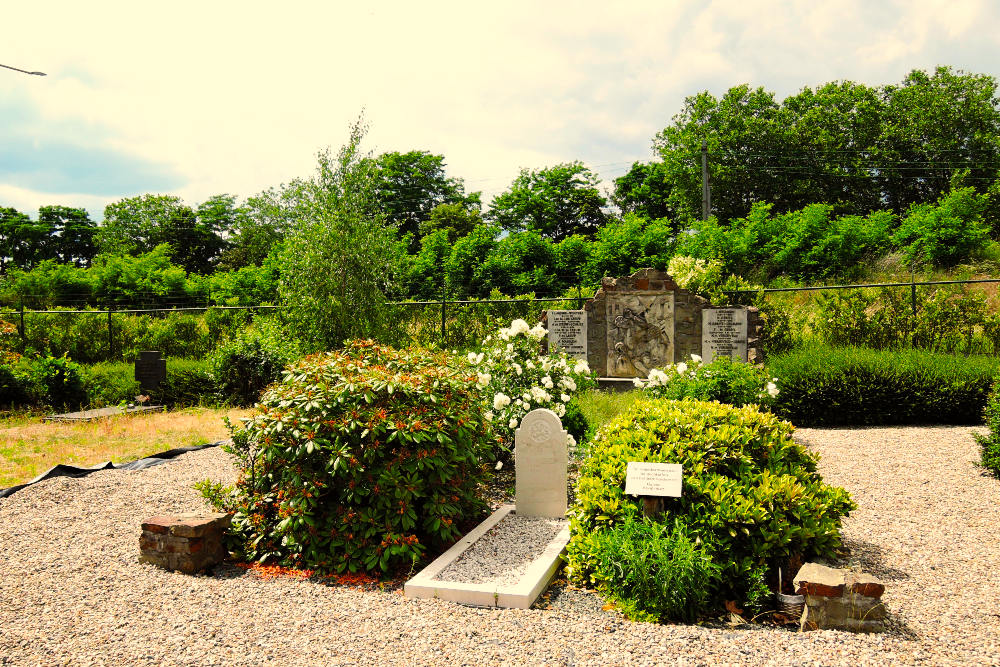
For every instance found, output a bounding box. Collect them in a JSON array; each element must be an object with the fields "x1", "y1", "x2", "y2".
[
  {"x1": 2, "y1": 425, "x2": 999, "y2": 666},
  {"x1": 437, "y1": 515, "x2": 567, "y2": 586}
]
